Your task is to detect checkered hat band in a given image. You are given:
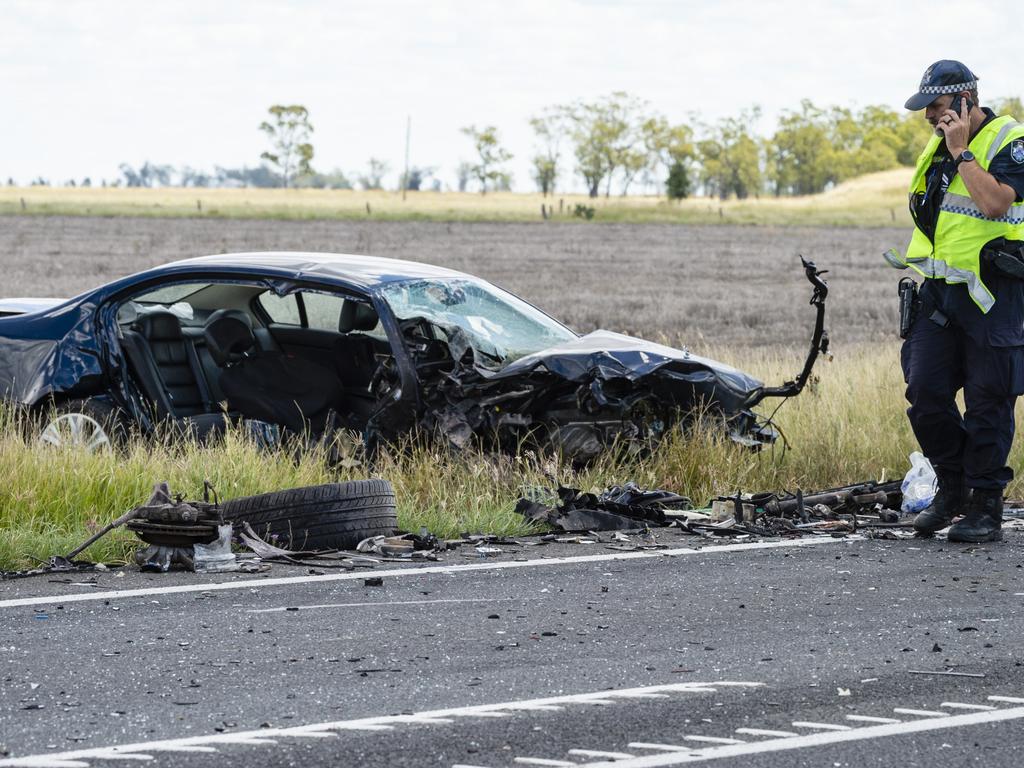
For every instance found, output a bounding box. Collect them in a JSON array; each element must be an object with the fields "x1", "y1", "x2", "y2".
[{"x1": 920, "y1": 80, "x2": 977, "y2": 95}]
